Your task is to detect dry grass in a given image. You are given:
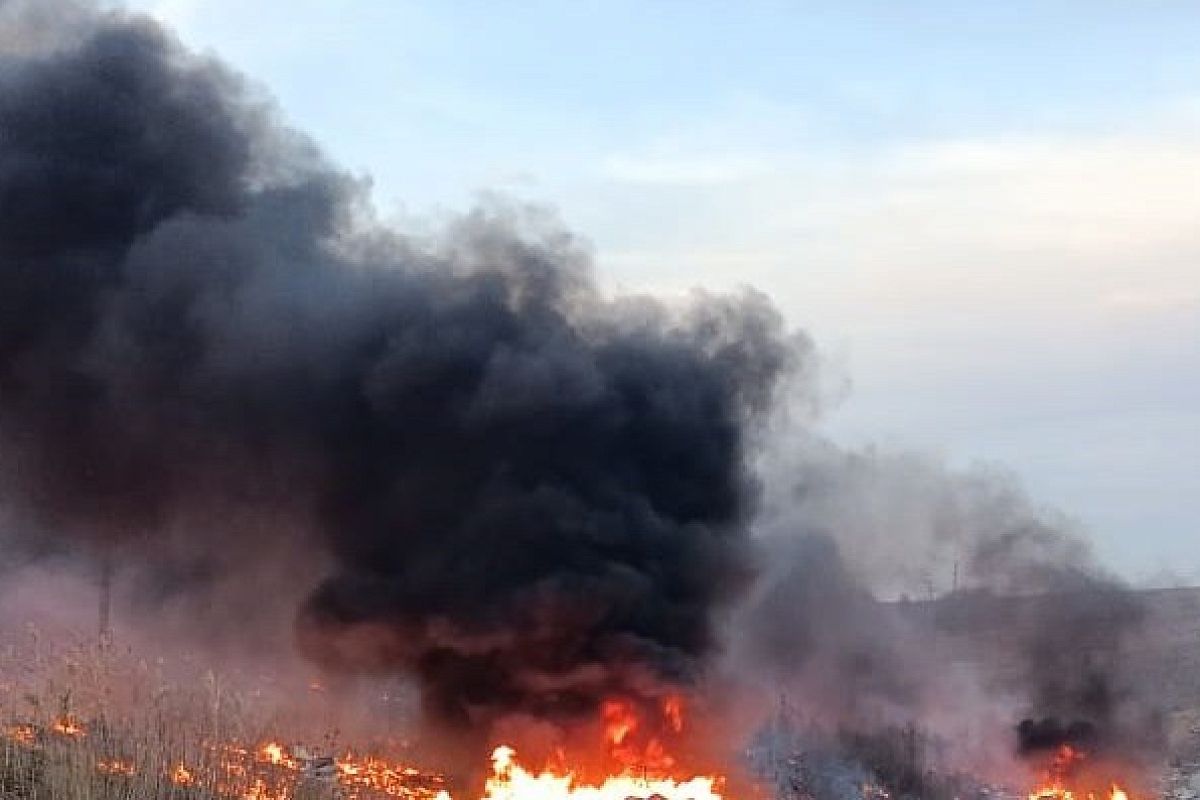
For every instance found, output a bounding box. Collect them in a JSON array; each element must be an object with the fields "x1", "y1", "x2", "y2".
[{"x1": 0, "y1": 626, "x2": 367, "y2": 800}]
